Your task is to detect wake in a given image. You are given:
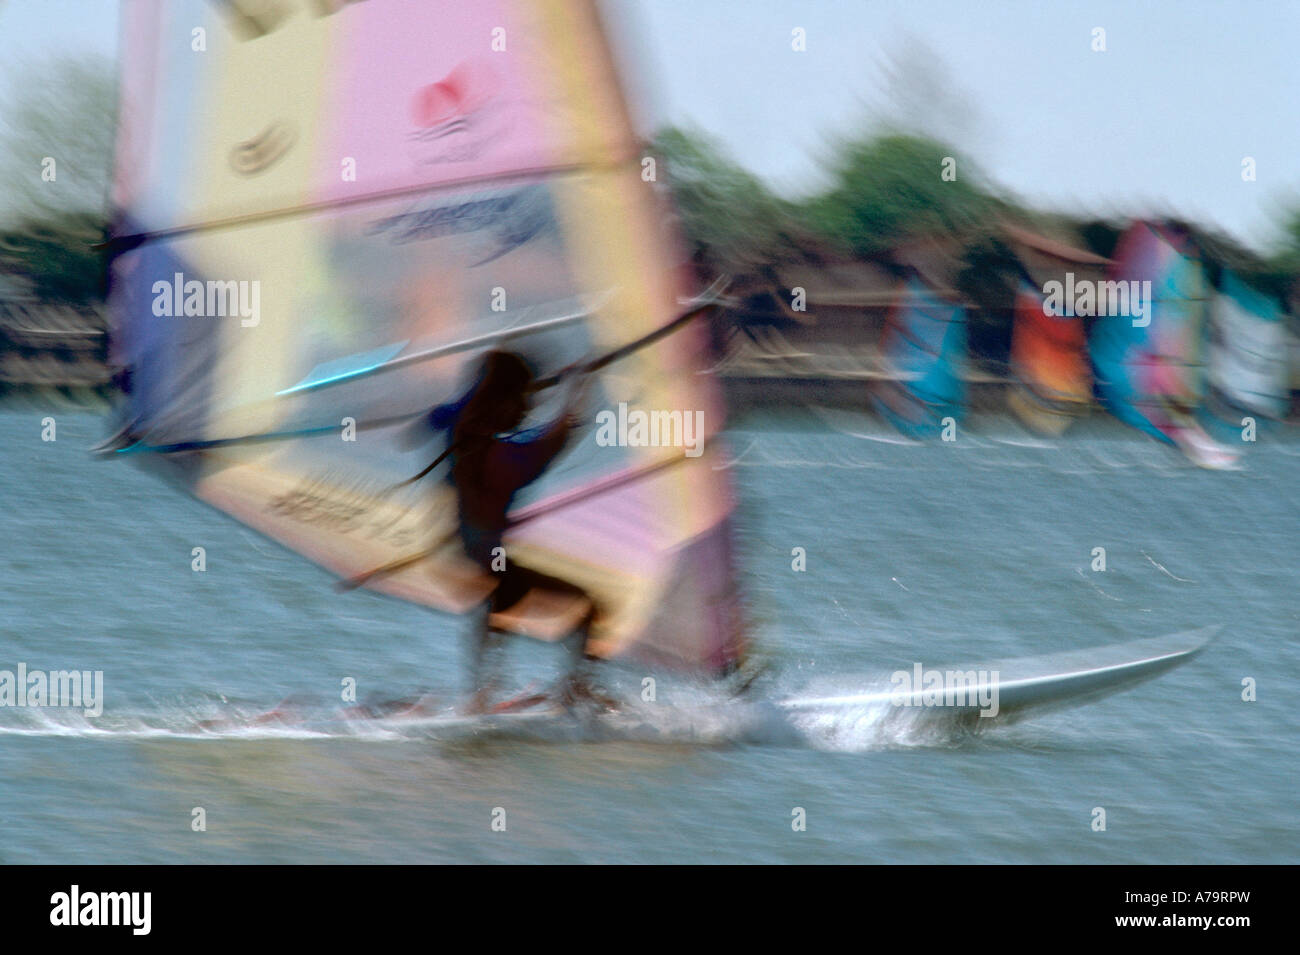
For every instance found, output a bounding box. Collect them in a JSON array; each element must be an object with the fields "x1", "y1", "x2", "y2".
[{"x1": 0, "y1": 679, "x2": 993, "y2": 752}]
